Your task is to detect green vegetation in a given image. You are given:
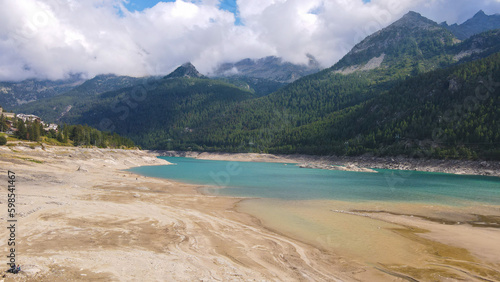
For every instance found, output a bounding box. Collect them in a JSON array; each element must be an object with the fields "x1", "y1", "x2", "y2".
[
  {"x1": 7, "y1": 117, "x2": 135, "y2": 149},
  {"x1": 26, "y1": 77, "x2": 255, "y2": 149},
  {"x1": 15, "y1": 157, "x2": 43, "y2": 164},
  {"x1": 63, "y1": 124, "x2": 136, "y2": 148},
  {"x1": 270, "y1": 52, "x2": 500, "y2": 159},
  {"x1": 0, "y1": 135, "x2": 7, "y2": 146},
  {"x1": 216, "y1": 77, "x2": 286, "y2": 97},
  {"x1": 149, "y1": 52, "x2": 499, "y2": 160}
]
